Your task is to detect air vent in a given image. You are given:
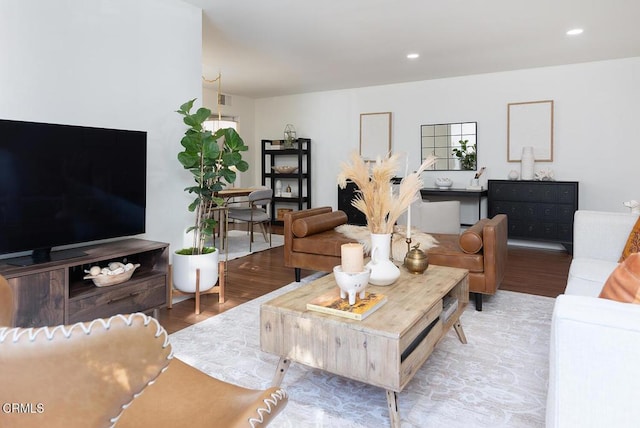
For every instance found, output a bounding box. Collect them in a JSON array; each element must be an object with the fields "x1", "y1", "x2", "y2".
[{"x1": 218, "y1": 94, "x2": 232, "y2": 106}]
